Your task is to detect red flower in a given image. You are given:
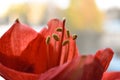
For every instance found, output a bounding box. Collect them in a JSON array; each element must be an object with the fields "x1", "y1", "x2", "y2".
[{"x1": 0, "y1": 19, "x2": 114, "y2": 80}]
